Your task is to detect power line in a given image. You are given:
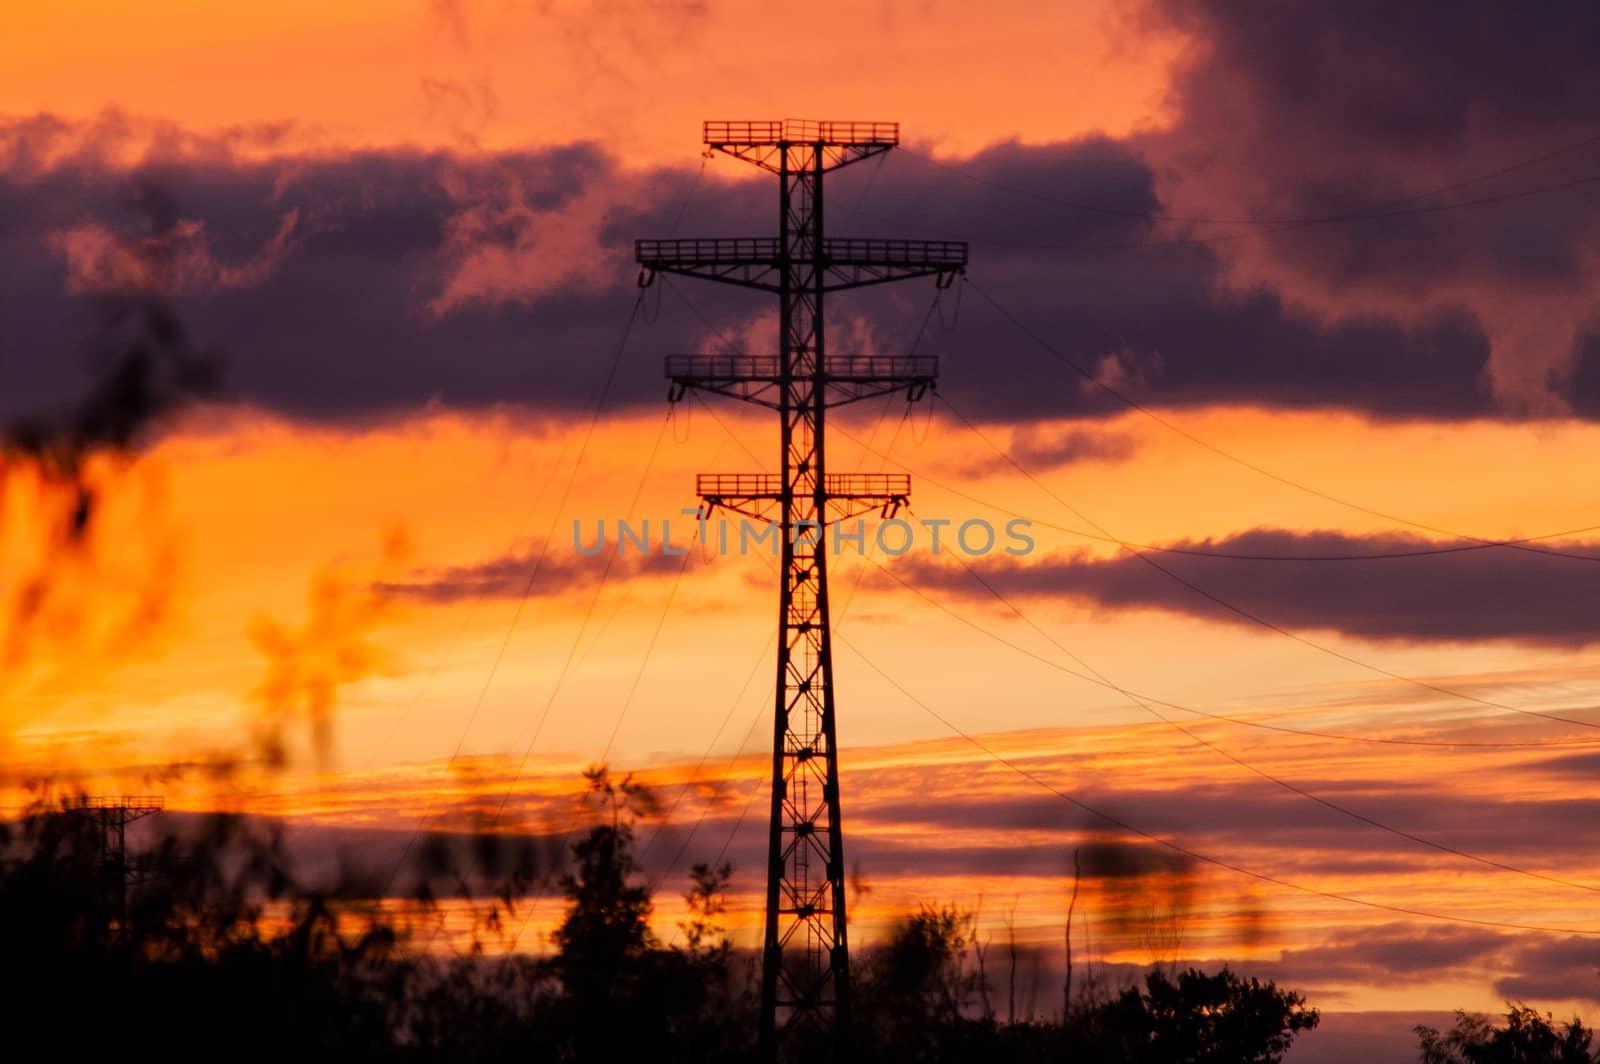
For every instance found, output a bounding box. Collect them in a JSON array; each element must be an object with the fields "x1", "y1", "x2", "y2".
[
  {"x1": 667, "y1": 156, "x2": 709, "y2": 230},
  {"x1": 501, "y1": 502, "x2": 724, "y2": 954},
  {"x1": 832, "y1": 413, "x2": 1600, "y2": 750},
  {"x1": 384, "y1": 289, "x2": 648, "y2": 896},
  {"x1": 839, "y1": 149, "x2": 890, "y2": 229},
  {"x1": 836, "y1": 632, "x2": 1600, "y2": 938},
  {"x1": 648, "y1": 338, "x2": 925, "y2": 928},
  {"x1": 357, "y1": 604, "x2": 480, "y2": 771},
  {"x1": 650, "y1": 309, "x2": 926, "y2": 886},
  {"x1": 499, "y1": 225, "x2": 928, "y2": 960},
  {"x1": 665, "y1": 751, "x2": 769, "y2": 951},
  {"x1": 658, "y1": 695, "x2": 770, "y2": 901},
  {"x1": 962, "y1": 276, "x2": 1600, "y2": 564},
  {"x1": 513, "y1": 256, "x2": 1585, "y2": 953},
  {"x1": 640, "y1": 122, "x2": 965, "y2": 1045},
  {"x1": 827, "y1": 419, "x2": 1600, "y2": 564},
  {"x1": 598, "y1": 541, "x2": 695, "y2": 763},
  {"x1": 638, "y1": 629, "x2": 775, "y2": 868},
  {"x1": 592, "y1": 422, "x2": 739, "y2": 765},
  {"x1": 430, "y1": 409, "x2": 677, "y2": 956},
  {"x1": 854, "y1": 547, "x2": 1600, "y2": 750},
  {"x1": 625, "y1": 384, "x2": 903, "y2": 902},
  {"x1": 643, "y1": 375, "x2": 922, "y2": 885},
  {"x1": 504, "y1": 422, "x2": 722, "y2": 939},
  {"x1": 652, "y1": 425, "x2": 916, "y2": 937},
  {"x1": 362, "y1": 414, "x2": 631, "y2": 771},
  {"x1": 654, "y1": 268, "x2": 1600, "y2": 911},
  {"x1": 614, "y1": 126, "x2": 1600, "y2": 953},
  {"x1": 936, "y1": 392, "x2": 1600, "y2": 733},
  {"x1": 879, "y1": 518, "x2": 1600, "y2": 898},
  {"x1": 483, "y1": 408, "x2": 676, "y2": 832},
  {"x1": 823, "y1": 385, "x2": 1600, "y2": 742},
  {"x1": 507, "y1": 225, "x2": 927, "y2": 948},
  {"x1": 393, "y1": 159, "x2": 712, "y2": 951},
  {"x1": 673, "y1": 153, "x2": 1600, "y2": 568}
]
